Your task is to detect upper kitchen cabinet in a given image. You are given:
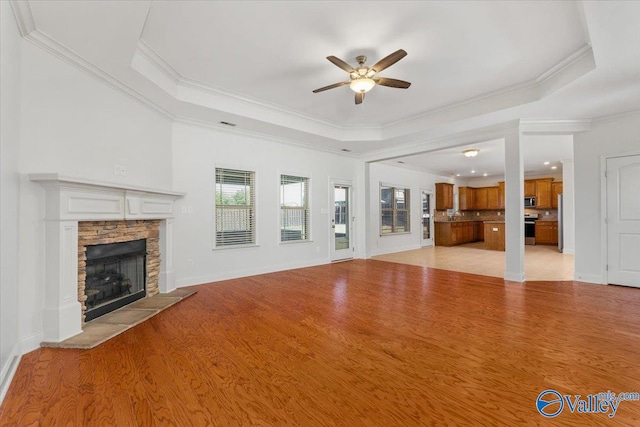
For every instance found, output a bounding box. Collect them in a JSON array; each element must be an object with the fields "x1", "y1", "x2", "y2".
[
  {"x1": 535, "y1": 178, "x2": 553, "y2": 209},
  {"x1": 498, "y1": 181, "x2": 505, "y2": 209},
  {"x1": 524, "y1": 180, "x2": 536, "y2": 197},
  {"x1": 435, "y1": 183, "x2": 454, "y2": 210},
  {"x1": 487, "y1": 186, "x2": 500, "y2": 209},
  {"x1": 458, "y1": 186, "x2": 476, "y2": 211},
  {"x1": 551, "y1": 182, "x2": 563, "y2": 208},
  {"x1": 475, "y1": 187, "x2": 488, "y2": 210}
]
